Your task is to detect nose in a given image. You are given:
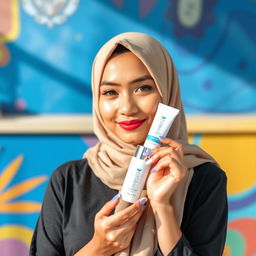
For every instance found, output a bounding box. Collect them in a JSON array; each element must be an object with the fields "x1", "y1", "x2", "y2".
[{"x1": 119, "y1": 93, "x2": 138, "y2": 116}]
